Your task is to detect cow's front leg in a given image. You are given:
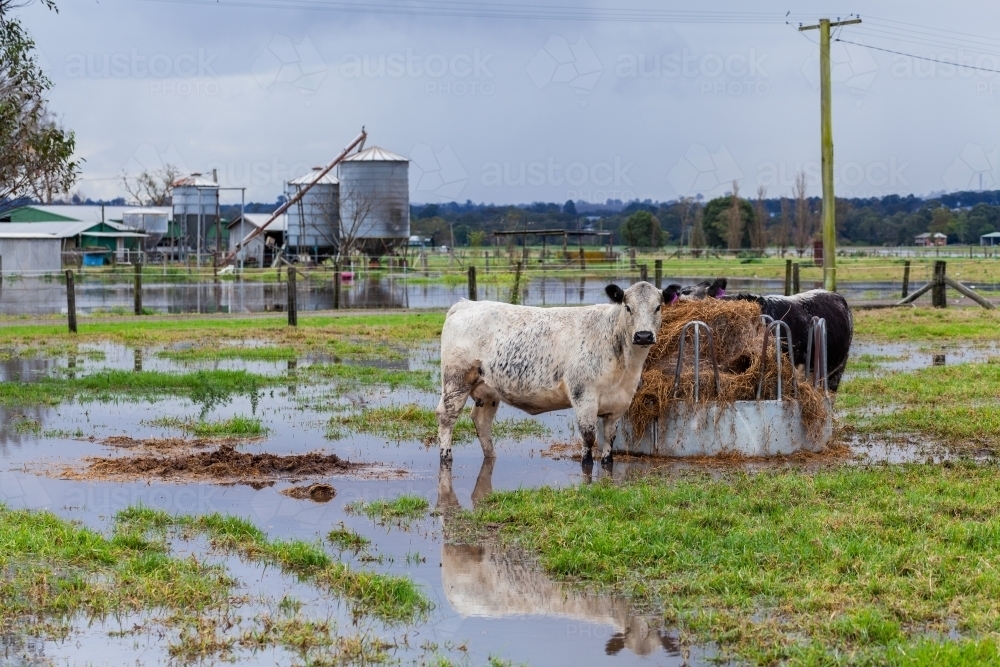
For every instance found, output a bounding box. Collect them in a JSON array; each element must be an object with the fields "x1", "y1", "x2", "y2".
[
  {"x1": 436, "y1": 366, "x2": 477, "y2": 461},
  {"x1": 600, "y1": 414, "x2": 621, "y2": 467},
  {"x1": 571, "y1": 397, "x2": 600, "y2": 466}
]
